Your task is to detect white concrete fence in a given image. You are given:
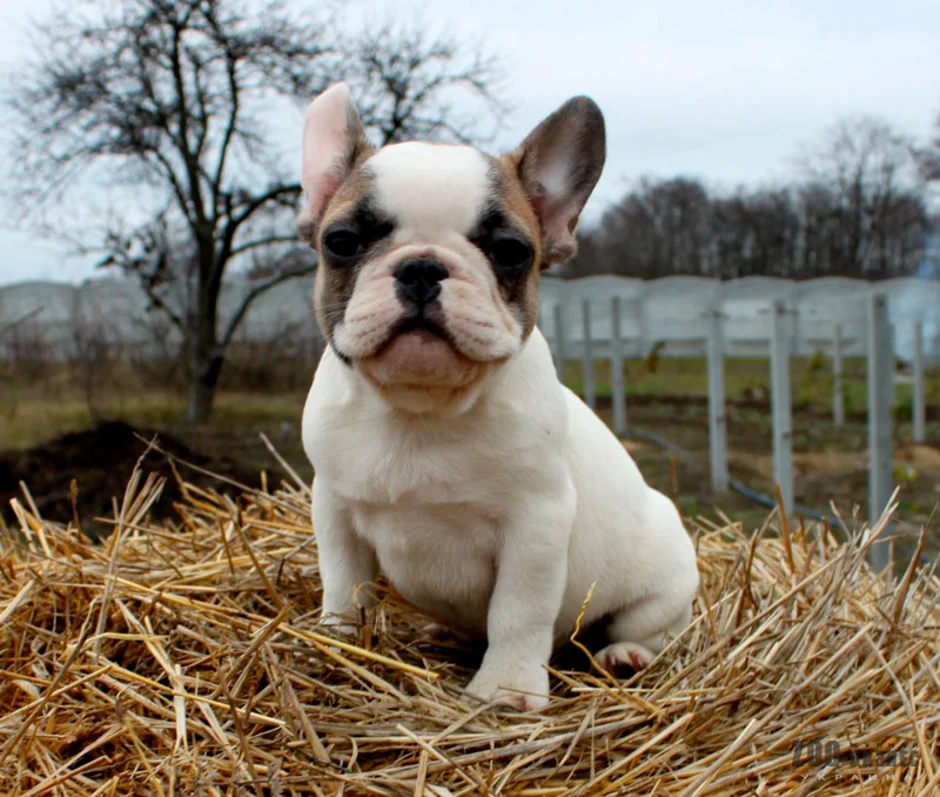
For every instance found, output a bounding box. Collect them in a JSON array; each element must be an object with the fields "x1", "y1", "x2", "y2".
[
  {"x1": 539, "y1": 275, "x2": 939, "y2": 570},
  {"x1": 0, "y1": 277, "x2": 321, "y2": 360},
  {"x1": 3, "y1": 274, "x2": 939, "y2": 568}
]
